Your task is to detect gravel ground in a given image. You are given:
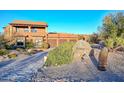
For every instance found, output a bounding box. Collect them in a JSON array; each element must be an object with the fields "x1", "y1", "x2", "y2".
[
  {"x1": 0, "y1": 51, "x2": 48, "y2": 82},
  {"x1": 32, "y1": 49, "x2": 124, "y2": 82},
  {"x1": 0, "y1": 48, "x2": 124, "y2": 82}
]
